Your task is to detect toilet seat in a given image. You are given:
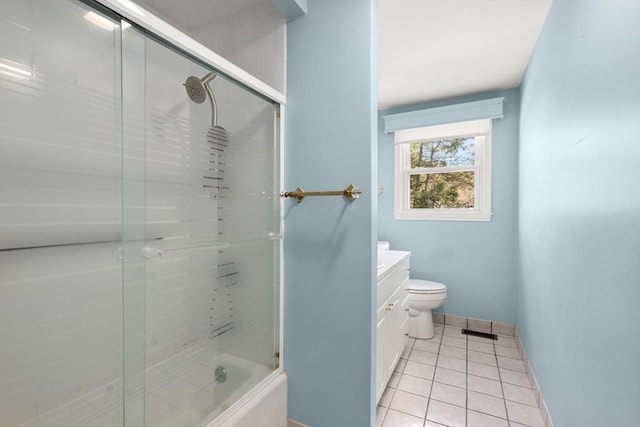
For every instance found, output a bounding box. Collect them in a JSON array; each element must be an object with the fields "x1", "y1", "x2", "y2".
[{"x1": 407, "y1": 279, "x2": 446, "y2": 294}]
